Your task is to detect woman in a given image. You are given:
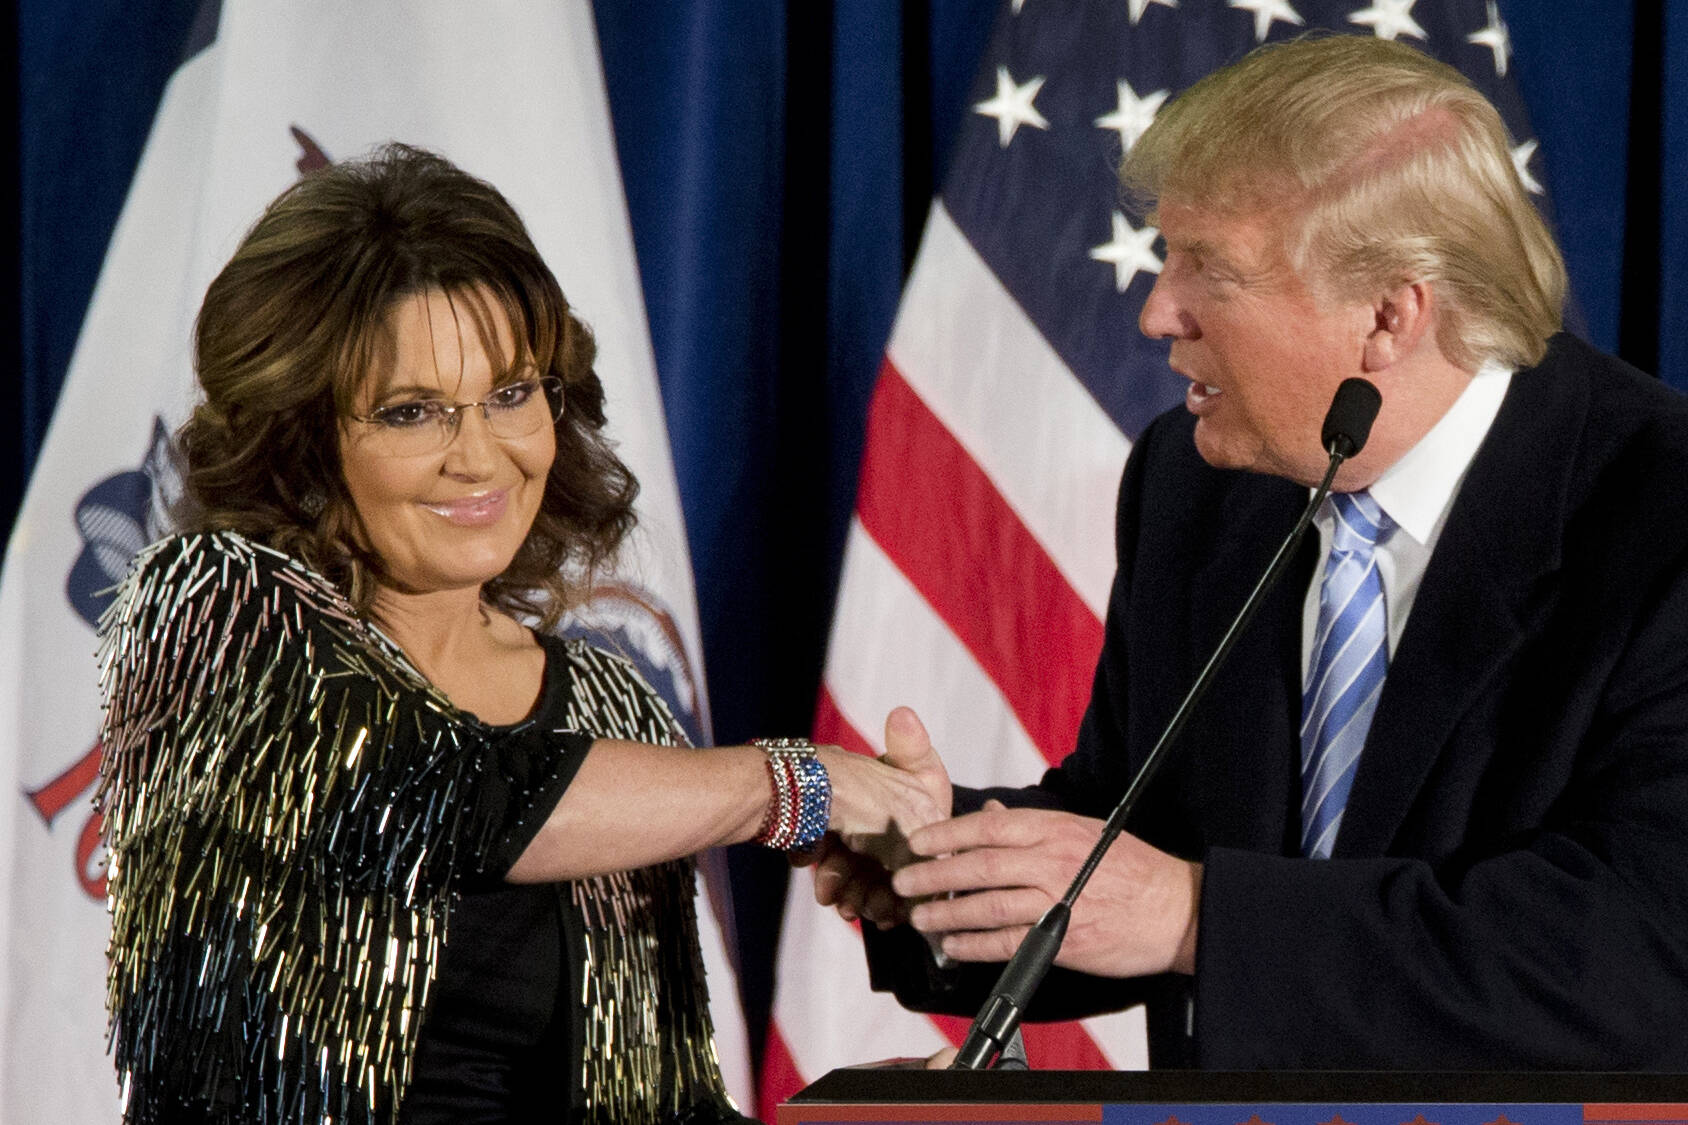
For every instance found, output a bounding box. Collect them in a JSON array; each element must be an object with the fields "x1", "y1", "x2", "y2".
[{"x1": 96, "y1": 144, "x2": 944, "y2": 1124}]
